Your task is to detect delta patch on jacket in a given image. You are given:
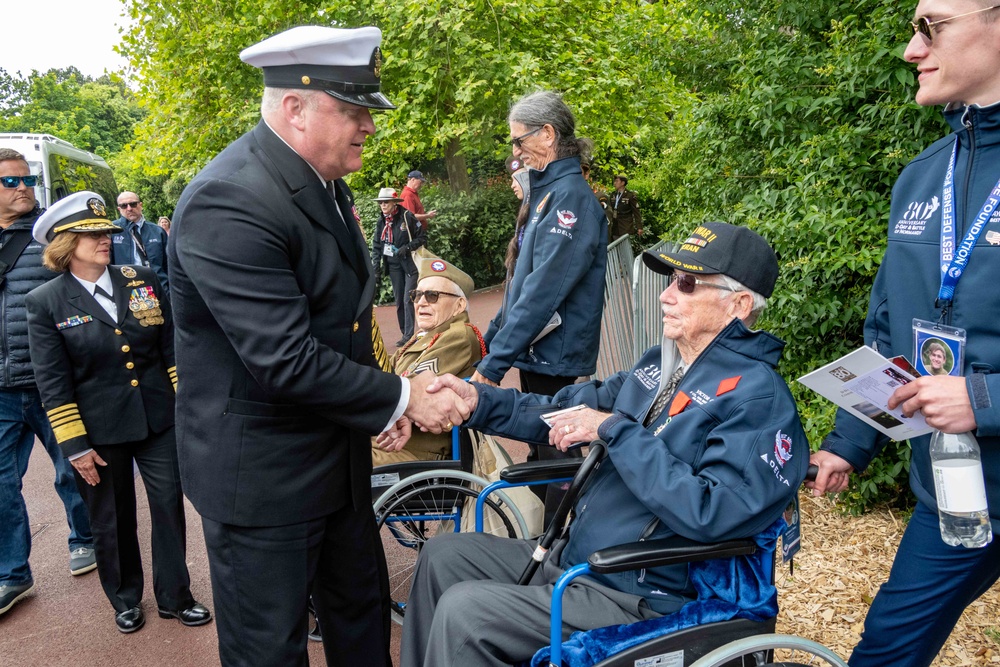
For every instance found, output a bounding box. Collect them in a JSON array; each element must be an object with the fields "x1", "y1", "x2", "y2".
[
  {"x1": 56, "y1": 315, "x2": 93, "y2": 330},
  {"x1": 761, "y1": 430, "x2": 795, "y2": 487}
]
